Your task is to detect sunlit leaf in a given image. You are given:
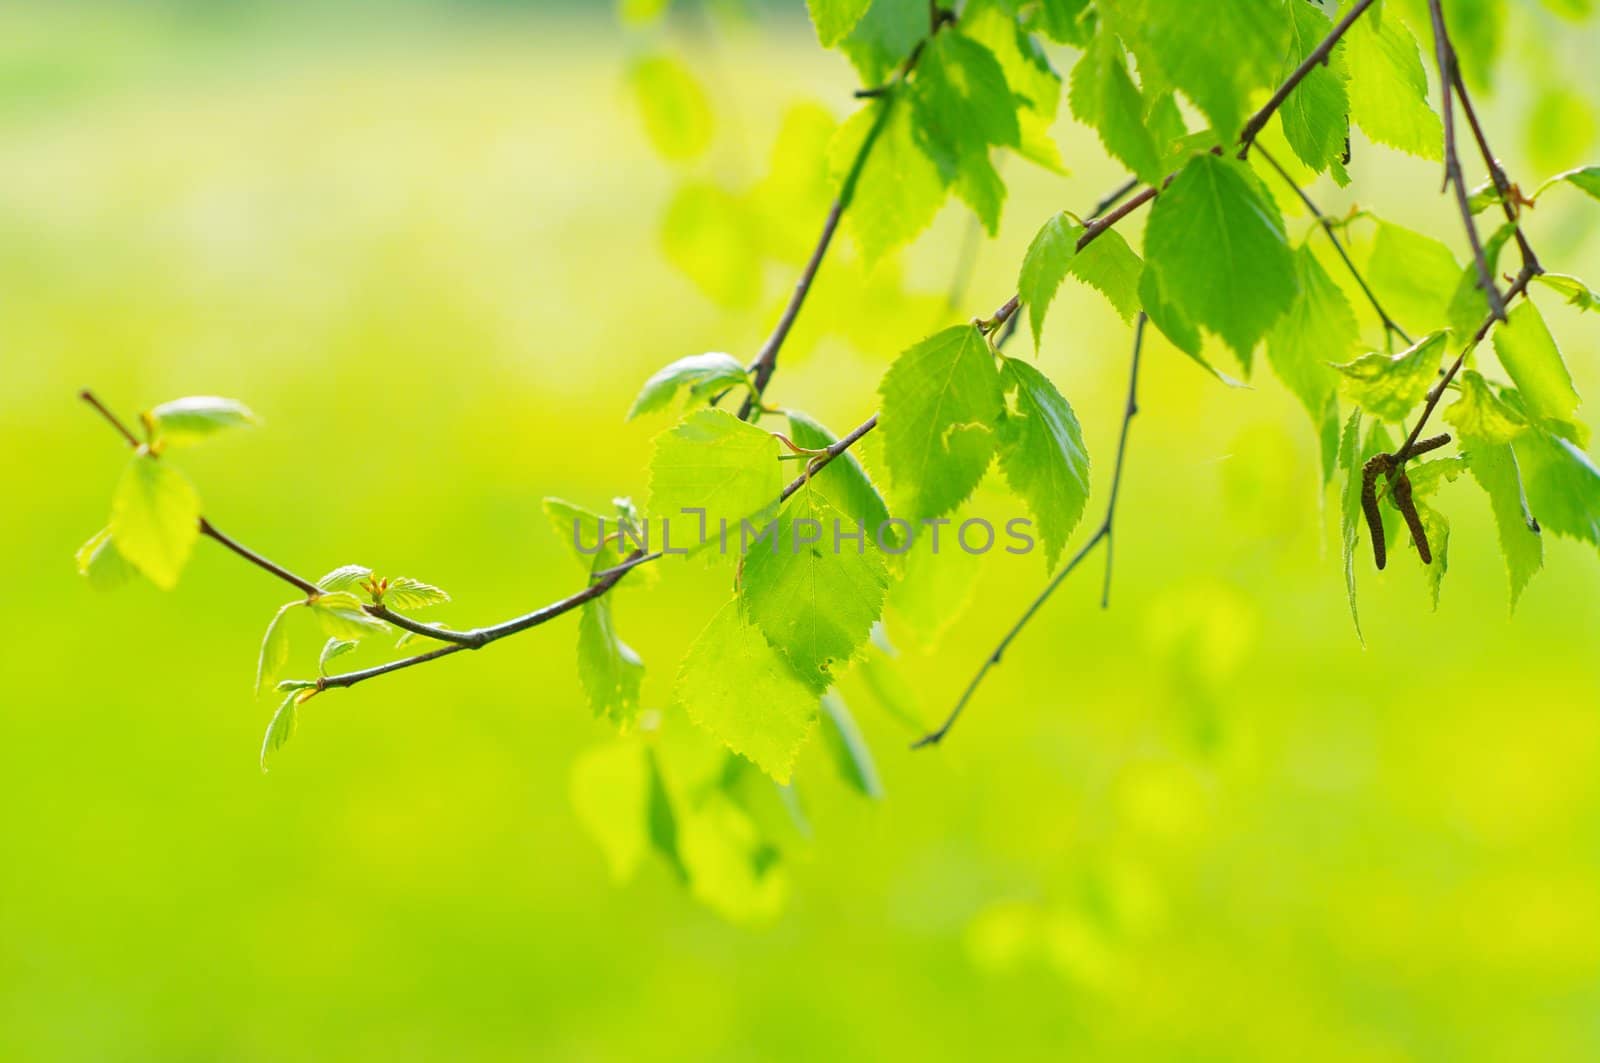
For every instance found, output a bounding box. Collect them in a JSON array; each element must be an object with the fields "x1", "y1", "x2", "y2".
[
  {"x1": 146, "y1": 396, "x2": 256, "y2": 448},
  {"x1": 627, "y1": 352, "x2": 750, "y2": 420},
  {"x1": 109, "y1": 451, "x2": 201, "y2": 591},
  {"x1": 1331, "y1": 330, "x2": 1449, "y2": 423},
  {"x1": 75, "y1": 527, "x2": 136, "y2": 591}
]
